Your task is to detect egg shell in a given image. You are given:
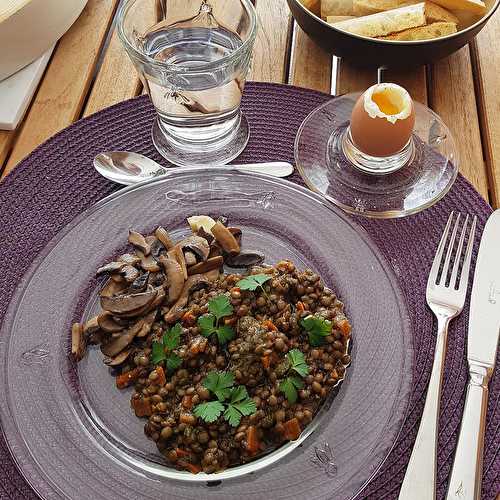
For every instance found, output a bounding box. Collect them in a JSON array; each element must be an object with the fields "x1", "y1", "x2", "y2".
[{"x1": 350, "y1": 93, "x2": 415, "y2": 157}]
